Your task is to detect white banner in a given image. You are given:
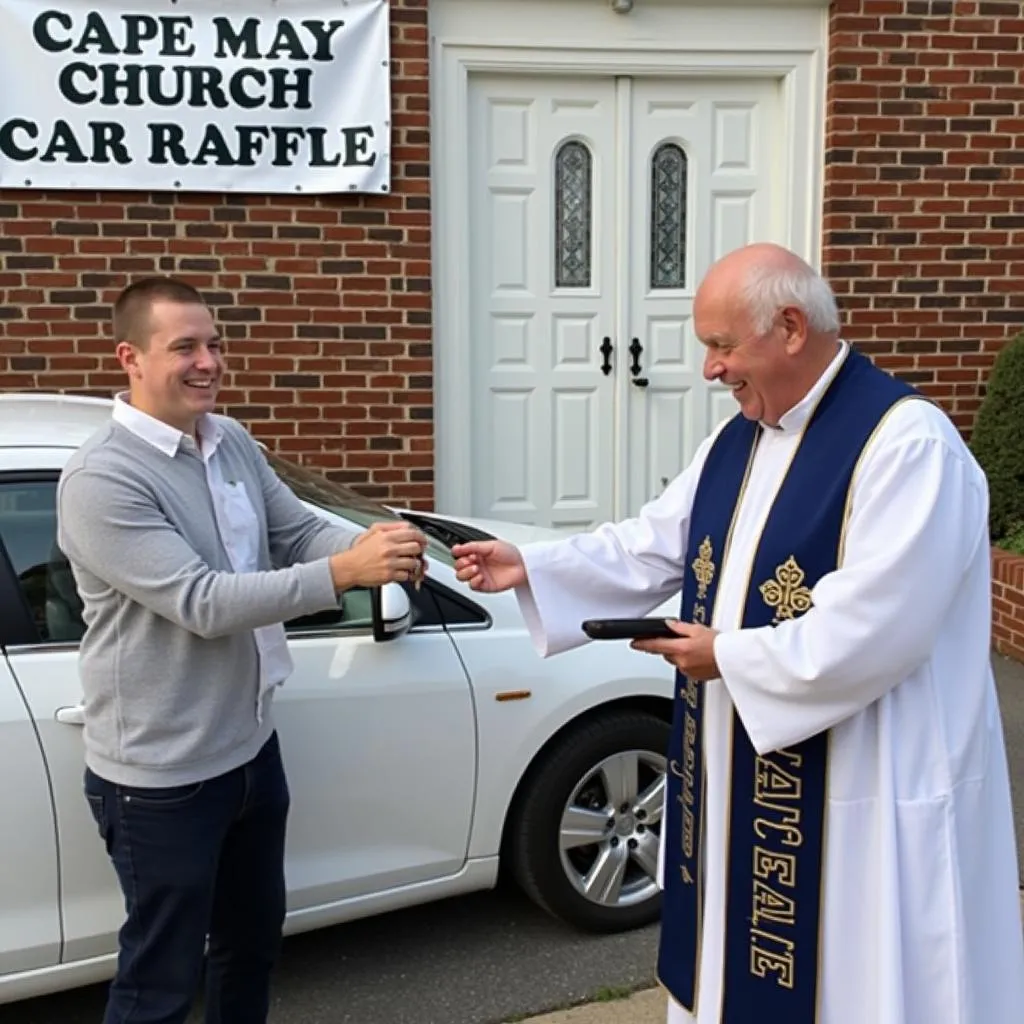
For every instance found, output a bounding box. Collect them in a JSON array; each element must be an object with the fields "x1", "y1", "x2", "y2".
[{"x1": 0, "y1": 0, "x2": 391, "y2": 193}]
